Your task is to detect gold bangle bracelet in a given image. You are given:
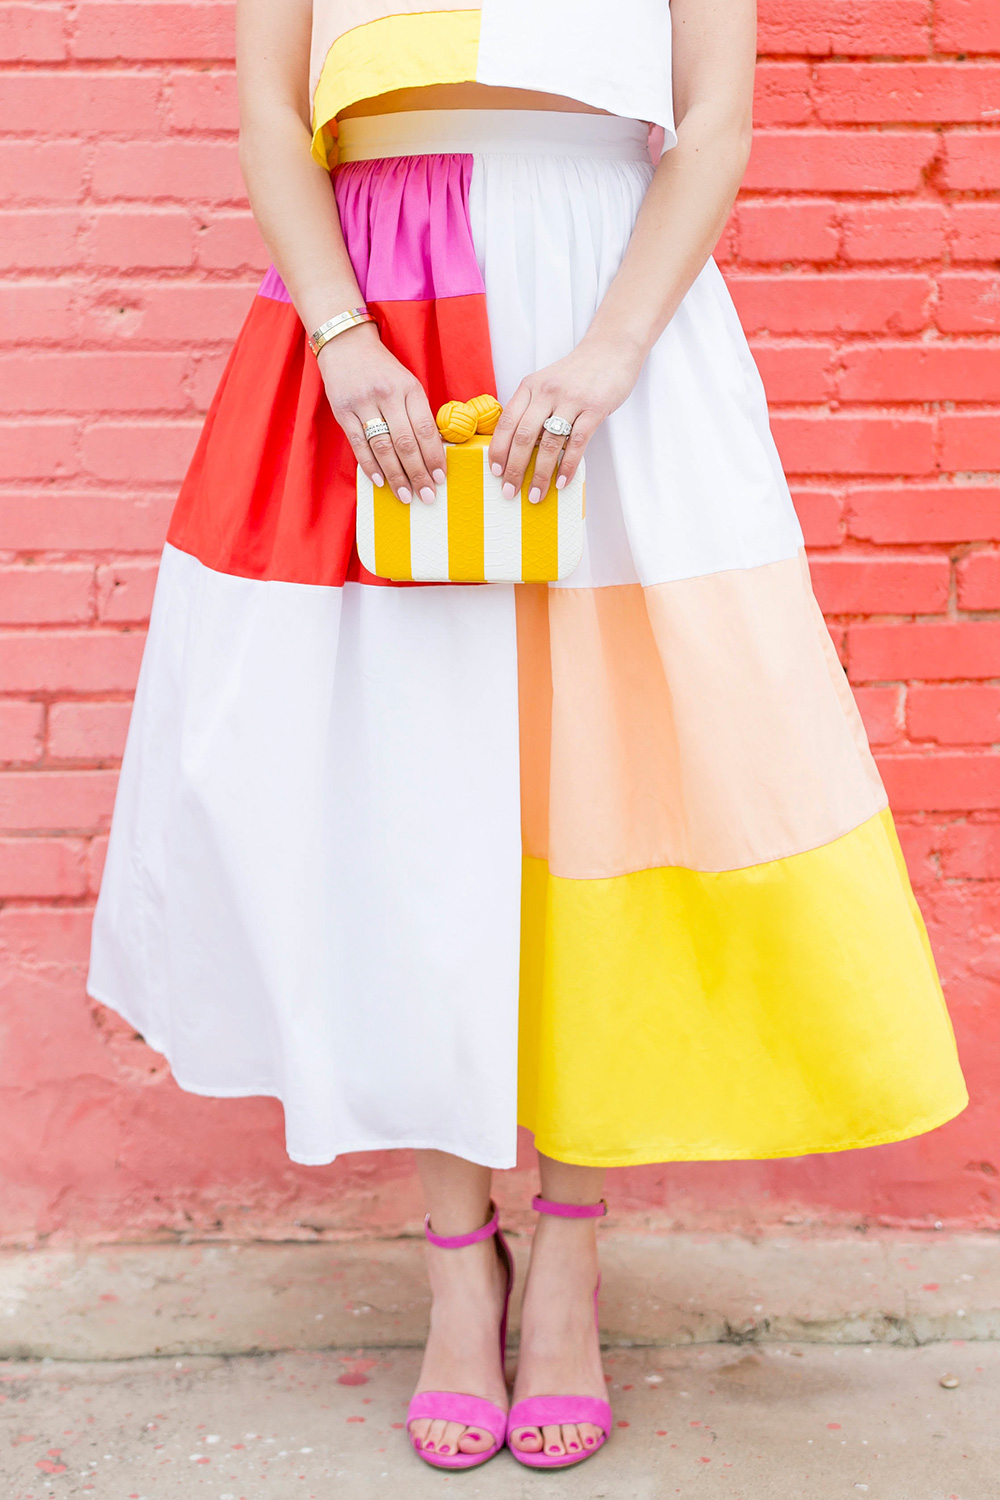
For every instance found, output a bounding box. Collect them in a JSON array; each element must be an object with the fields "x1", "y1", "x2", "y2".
[{"x1": 307, "y1": 307, "x2": 374, "y2": 356}]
